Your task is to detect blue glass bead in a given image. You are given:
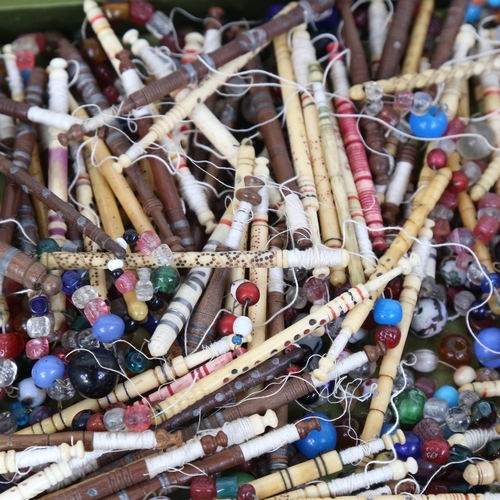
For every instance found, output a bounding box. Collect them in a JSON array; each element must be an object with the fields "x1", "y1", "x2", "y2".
[
  {"x1": 474, "y1": 327, "x2": 500, "y2": 368},
  {"x1": 31, "y1": 355, "x2": 65, "y2": 389},
  {"x1": 265, "y1": 4, "x2": 286, "y2": 21},
  {"x1": 488, "y1": 0, "x2": 500, "y2": 7},
  {"x1": 434, "y1": 385, "x2": 459, "y2": 408},
  {"x1": 10, "y1": 402, "x2": 29, "y2": 426},
  {"x1": 295, "y1": 412, "x2": 337, "y2": 459},
  {"x1": 125, "y1": 350, "x2": 148, "y2": 373},
  {"x1": 36, "y1": 238, "x2": 60, "y2": 256},
  {"x1": 394, "y1": 431, "x2": 423, "y2": 460},
  {"x1": 29, "y1": 296, "x2": 49, "y2": 316},
  {"x1": 92, "y1": 314, "x2": 125, "y2": 343},
  {"x1": 140, "y1": 313, "x2": 160, "y2": 334},
  {"x1": 469, "y1": 299, "x2": 491, "y2": 320},
  {"x1": 409, "y1": 106, "x2": 448, "y2": 139},
  {"x1": 373, "y1": 298, "x2": 403, "y2": 325},
  {"x1": 381, "y1": 423, "x2": 397, "y2": 435},
  {"x1": 231, "y1": 335, "x2": 243, "y2": 346},
  {"x1": 464, "y1": 3, "x2": 481, "y2": 22},
  {"x1": 61, "y1": 270, "x2": 83, "y2": 295},
  {"x1": 480, "y1": 273, "x2": 500, "y2": 294}
]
